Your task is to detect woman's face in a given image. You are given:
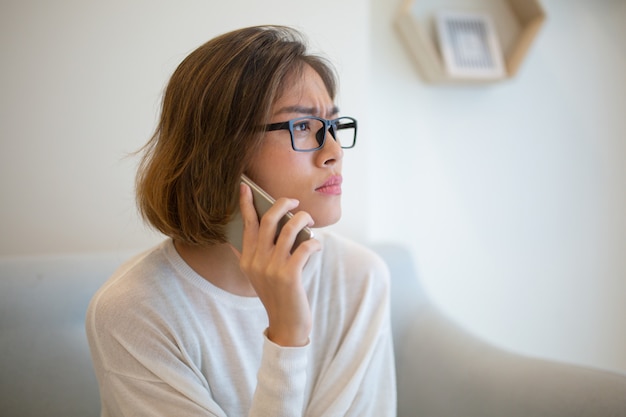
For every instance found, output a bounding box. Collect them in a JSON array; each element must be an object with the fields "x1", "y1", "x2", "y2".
[{"x1": 246, "y1": 64, "x2": 344, "y2": 228}]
